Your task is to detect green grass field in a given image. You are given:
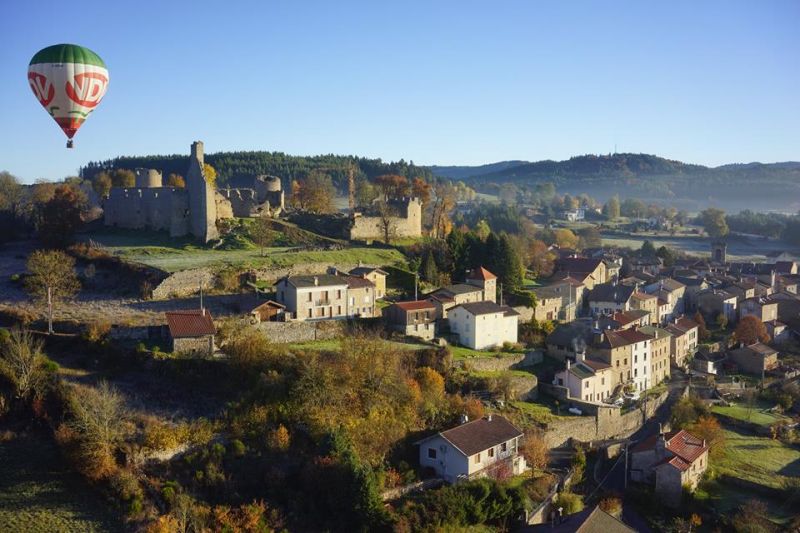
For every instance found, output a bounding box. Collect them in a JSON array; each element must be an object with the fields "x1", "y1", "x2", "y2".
[
  {"x1": 711, "y1": 402, "x2": 789, "y2": 427},
  {"x1": 715, "y1": 429, "x2": 800, "y2": 489},
  {"x1": 0, "y1": 430, "x2": 120, "y2": 532},
  {"x1": 84, "y1": 228, "x2": 407, "y2": 273}
]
